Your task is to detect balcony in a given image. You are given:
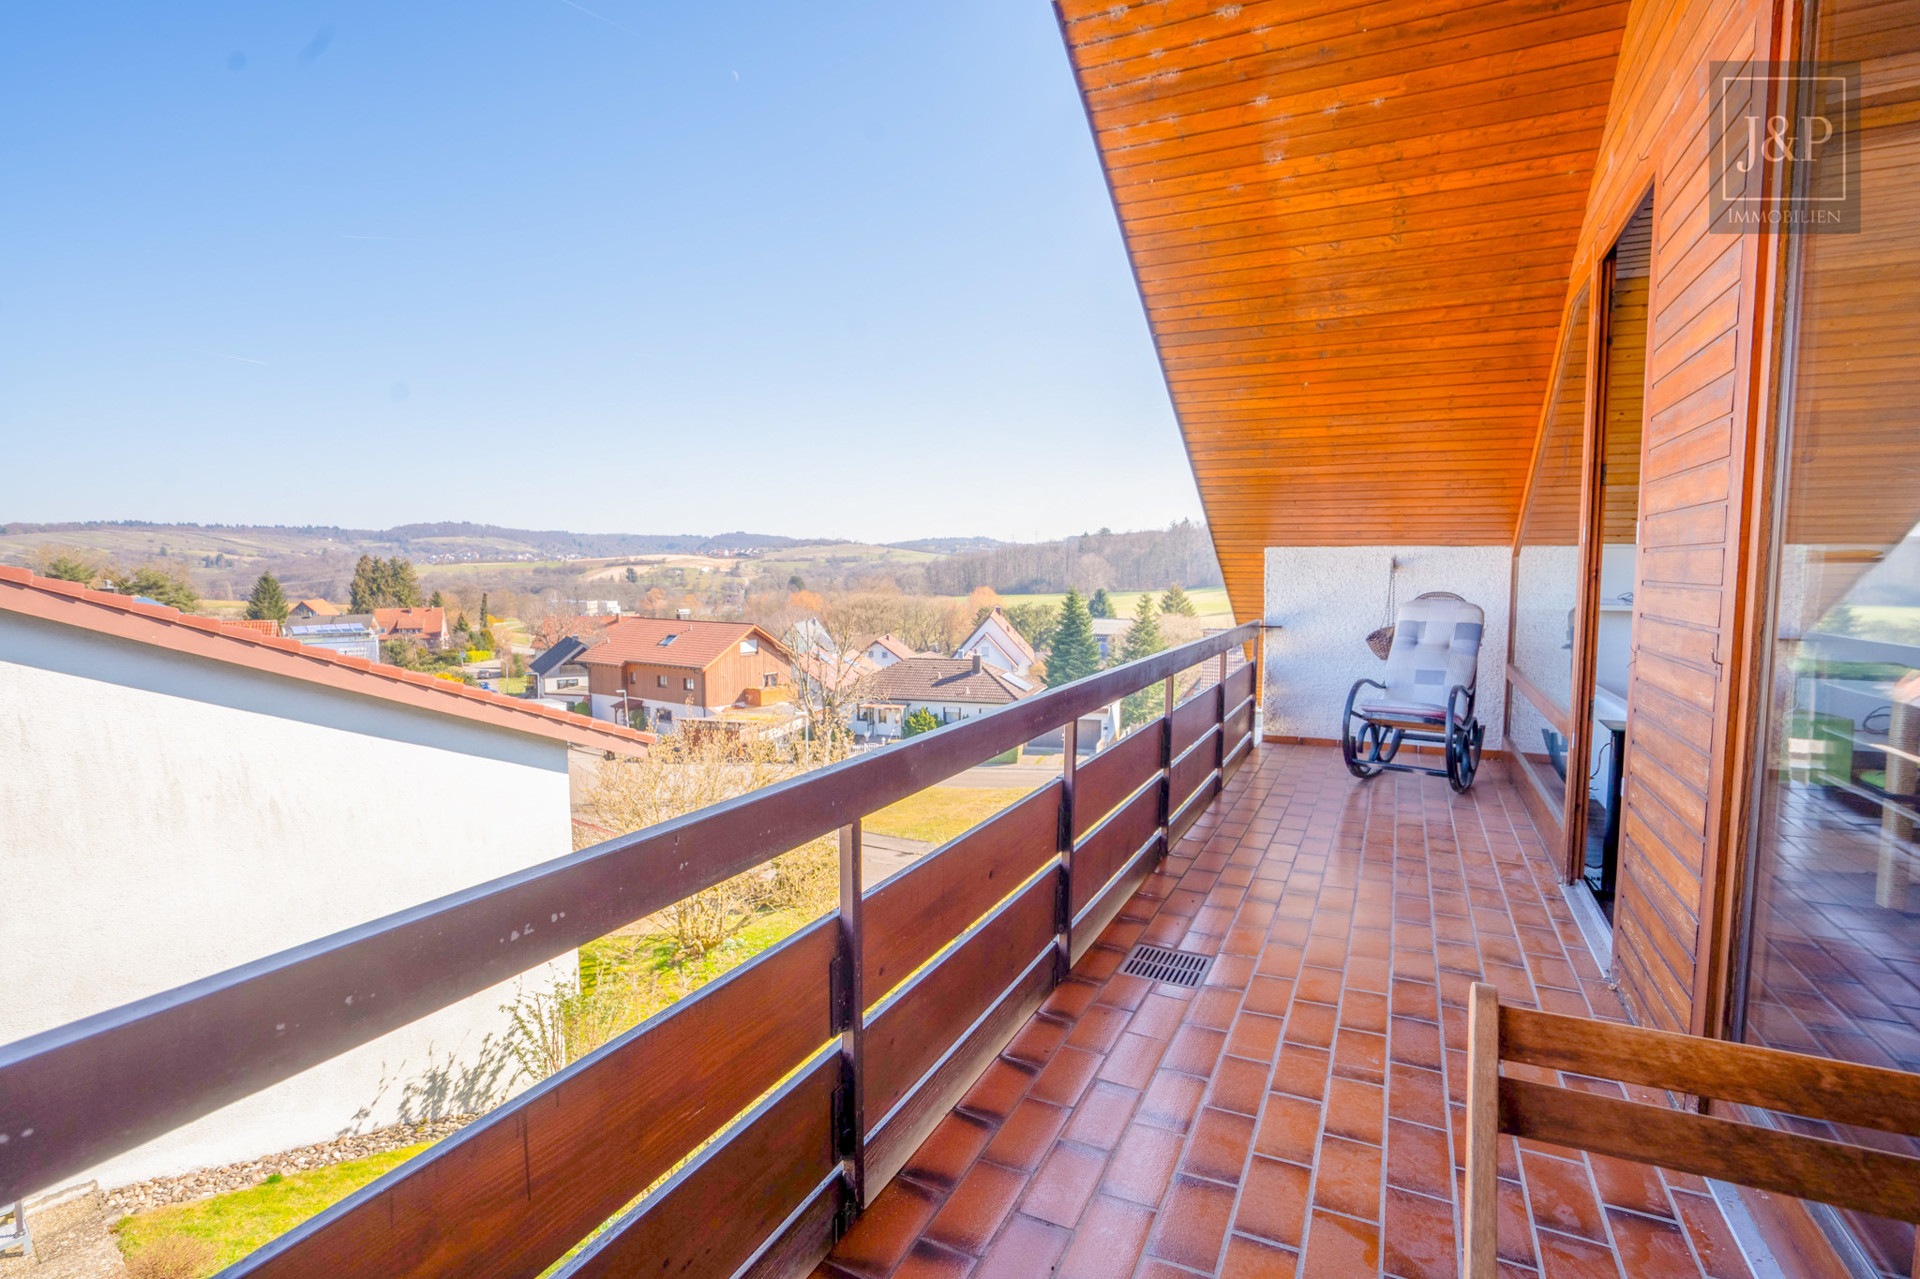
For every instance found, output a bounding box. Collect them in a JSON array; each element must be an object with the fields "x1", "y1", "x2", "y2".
[{"x1": 0, "y1": 624, "x2": 1753, "y2": 1279}]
